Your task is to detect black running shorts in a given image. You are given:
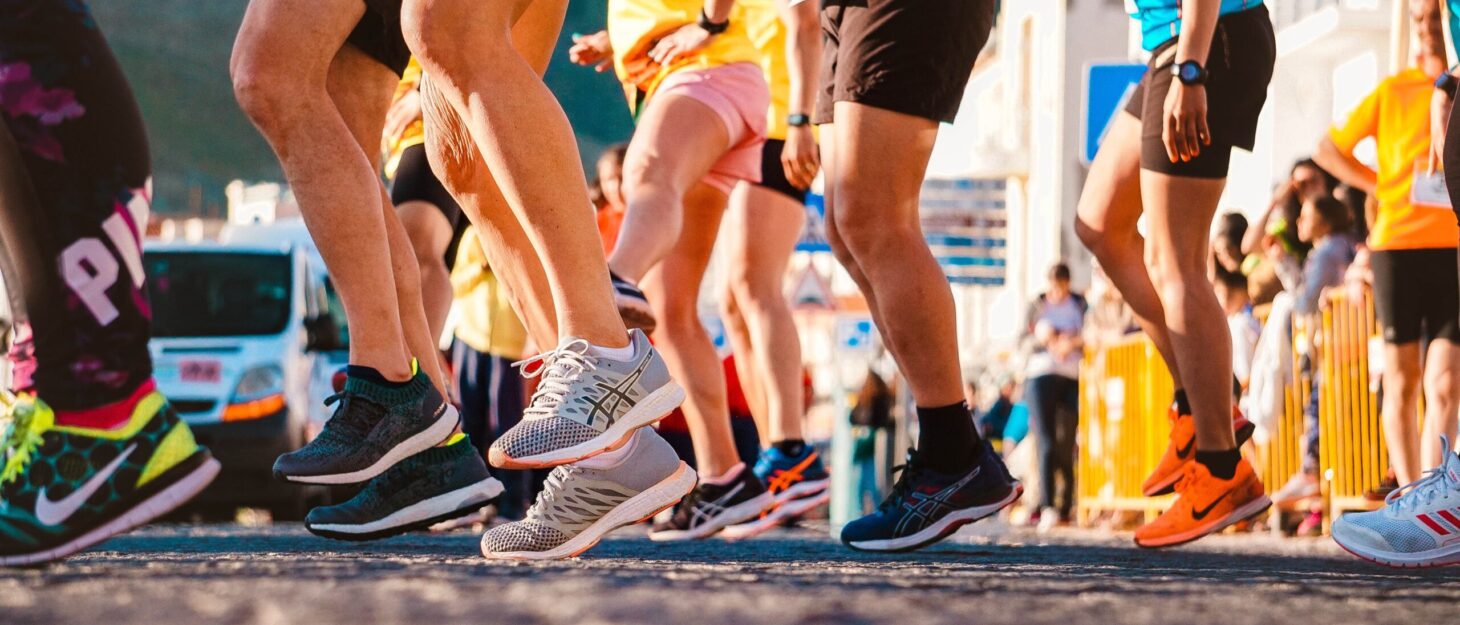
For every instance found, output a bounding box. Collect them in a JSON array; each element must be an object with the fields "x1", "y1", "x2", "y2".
[
  {"x1": 756, "y1": 139, "x2": 808, "y2": 204},
  {"x1": 347, "y1": 0, "x2": 410, "y2": 76},
  {"x1": 1370, "y1": 248, "x2": 1460, "y2": 345},
  {"x1": 814, "y1": 0, "x2": 995, "y2": 125},
  {"x1": 391, "y1": 144, "x2": 468, "y2": 268},
  {"x1": 1123, "y1": 5, "x2": 1275, "y2": 179}
]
